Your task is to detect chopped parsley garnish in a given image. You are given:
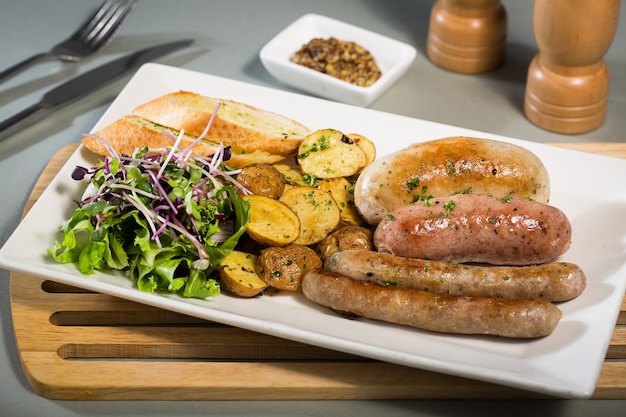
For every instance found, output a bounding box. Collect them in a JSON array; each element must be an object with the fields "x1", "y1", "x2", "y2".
[
  {"x1": 407, "y1": 177, "x2": 420, "y2": 193},
  {"x1": 446, "y1": 160, "x2": 456, "y2": 175},
  {"x1": 302, "y1": 173, "x2": 318, "y2": 186},
  {"x1": 442, "y1": 200, "x2": 456, "y2": 217},
  {"x1": 499, "y1": 193, "x2": 513, "y2": 203}
]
